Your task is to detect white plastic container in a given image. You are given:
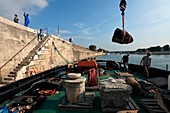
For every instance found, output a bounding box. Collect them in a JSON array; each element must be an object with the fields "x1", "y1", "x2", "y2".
[{"x1": 67, "y1": 73, "x2": 81, "y2": 79}]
